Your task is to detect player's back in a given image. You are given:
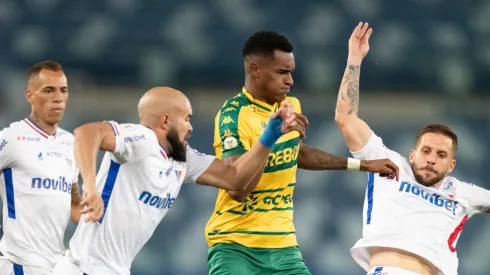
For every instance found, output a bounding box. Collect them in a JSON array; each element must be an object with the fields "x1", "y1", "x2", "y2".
[
  {"x1": 0, "y1": 118, "x2": 77, "y2": 270},
  {"x1": 69, "y1": 122, "x2": 206, "y2": 275},
  {"x1": 351, "y1": 132, "x2": 486, "y2": 275},
  {"x1": 205, "y1": 88, "x2": 302, "y2": 249}
]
